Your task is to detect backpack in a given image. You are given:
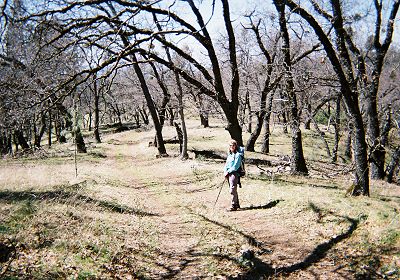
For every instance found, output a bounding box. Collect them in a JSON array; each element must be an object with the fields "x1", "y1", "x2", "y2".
[{"x1": 237, "y1": 146, "x2": 246, "y2": 177}]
